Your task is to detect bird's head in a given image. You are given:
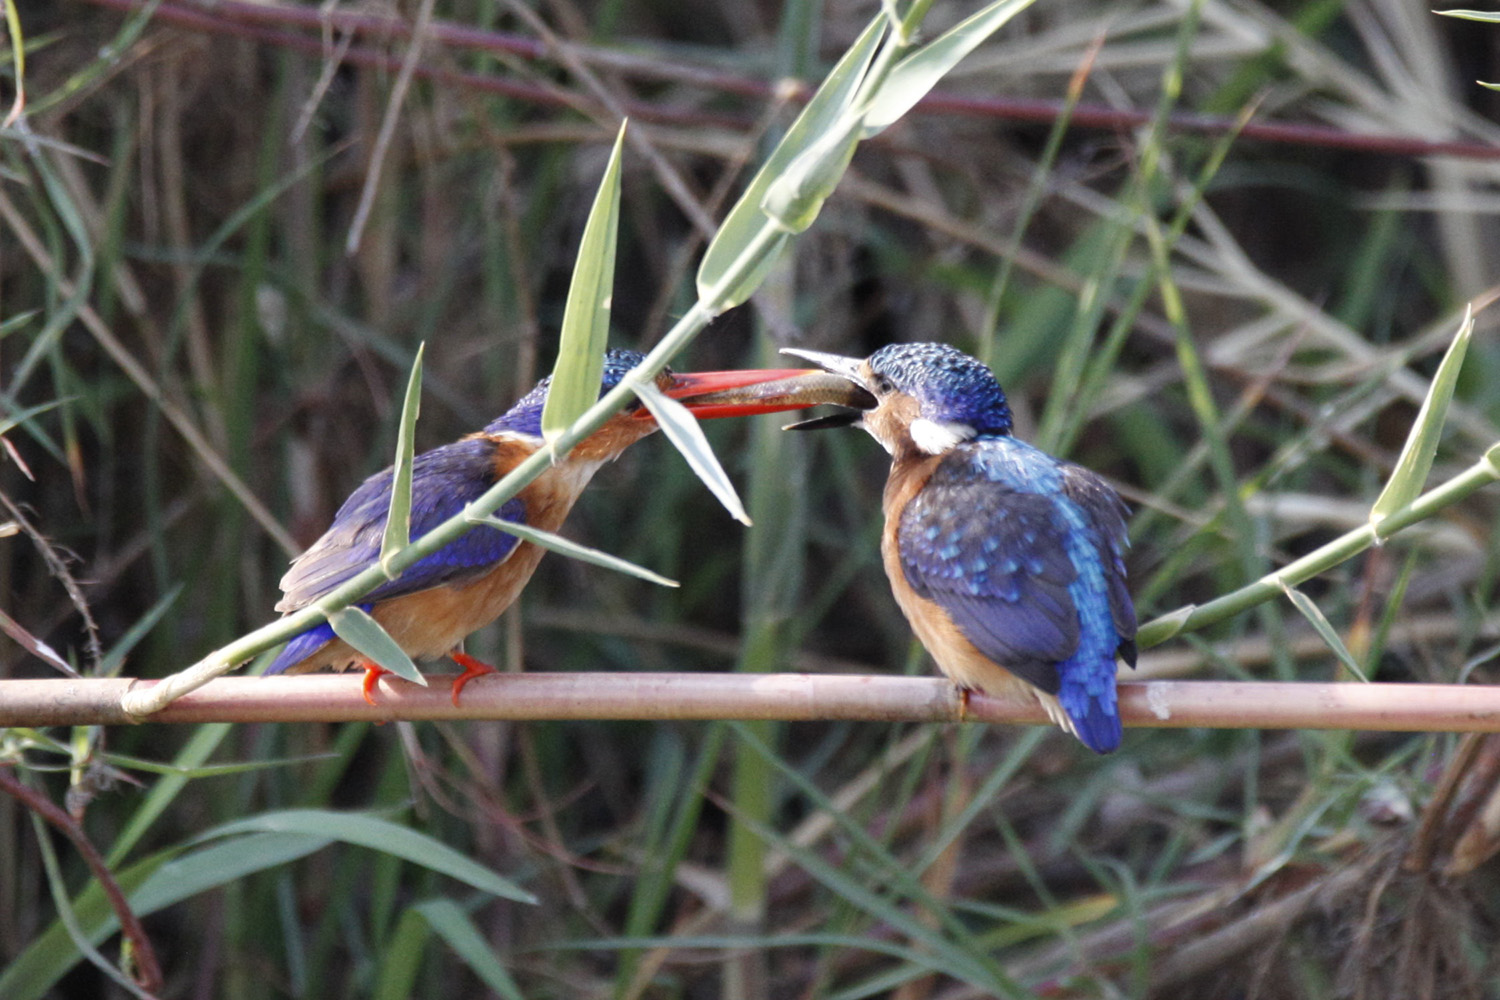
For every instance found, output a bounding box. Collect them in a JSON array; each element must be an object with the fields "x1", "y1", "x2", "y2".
[
  {"x1": 779, "y1": 342, "x2": 1011, "y2": 458},
  {"x1": 486, "y1": 348, "x2": 866, "y2": 460}
]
